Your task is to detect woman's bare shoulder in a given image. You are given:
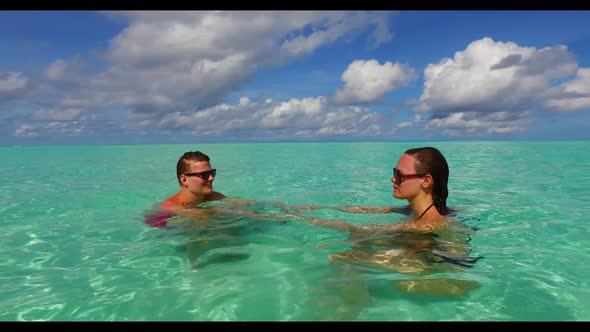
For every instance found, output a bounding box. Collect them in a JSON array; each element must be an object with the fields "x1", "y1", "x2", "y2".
[{"x1": 390, "y1": 216, "x2": 450, "y2": 232}]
